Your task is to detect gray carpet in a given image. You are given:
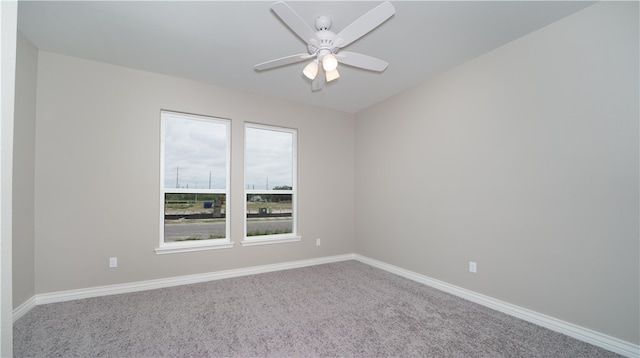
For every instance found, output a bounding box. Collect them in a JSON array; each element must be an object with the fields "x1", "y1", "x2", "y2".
[{"x1": 14, "y1": 260, "x2": 620, "y2": 357}]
